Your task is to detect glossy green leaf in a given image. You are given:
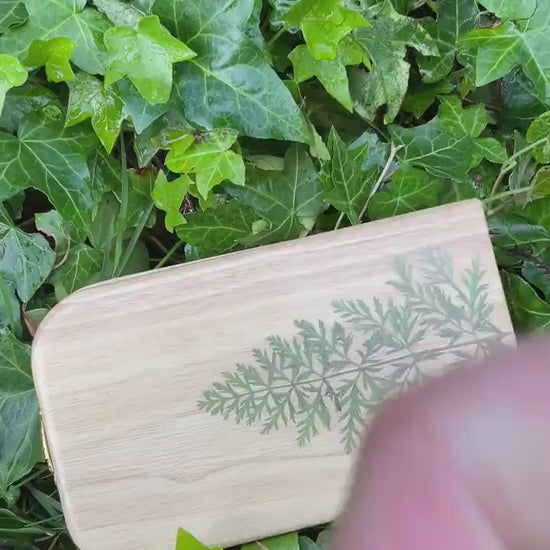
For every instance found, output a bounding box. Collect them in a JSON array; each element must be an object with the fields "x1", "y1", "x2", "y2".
[
  {"x1": 489, "y1": 211, "x2": 550, "y2": 260},
  {"x1": 176, "y1": 200, "x2": 257, "y2": 254},
  {"x1": 91, "y1": 0, "x2": 143, "y2": 27},
  {"x1": 417, "y1": 0, "x2": 478, "y2": 83},
  {"x1": 503, "y1": 272, "x2": 550, "y2": 332},
  {"x1": 526, "y1": 111, "x2": 550, "y2": 163},
  {"x1": 369, "y1": 164, "x2": 443, "y2": 220},
  {"x1": 352, "y1": 0, "x2": 439, "y2": 123},
  {"x1": 23, "y1": 37, "x2": 75, "y2": 83},
  {"x1": 438, "y1": 96, "x2": 490, "y2": 138},
  {"x1": 153, "y1": 0, "x2": 311, "y2": 142},
  {"x1": 499, "y1": 68, "x2": 547, "y2": 133},
  {"x1": 242, "y1": 533, "x2": 300, "y2": 550},
  {"x1": 165, "y1": 129, "x2": 246, "y2": 199},
  {"x1": 0, "y1": 277, "x2": 21, "y2": 337},
  {"x1": 0, "y1": 111, "x2": 99, "y2": 235},
  {"x1": 66, "y1": 72, "x2": 124, "y2": 153},
  {"x1": 0, "y1": 207, "x2": 55, "y2": 302},
  {"x1": 116, "y1": 79, "x2": 170, "y2": 134},
  {"x1": 402, "y1": 80, "x2": 455, "y2": 118},
  {"x1": 521, "y1": 247, "x2": 550, "y2": 299},
  {"x1": 152, "y1": 172, "x2": 191, "y2": 232},
  {"x1": 284, "y1": 0, "x2": 369, "y2": 61},
  {"x1": 226, "y1": 145, "x2": 325, "y2": 244},
  {"x1": 0, "y1": 82, "x2": 61, "y2": 133},
  {"x1": 104, "y1": 15, "x2": 196, "y2": 104},
  {"x1": 174, "y1": 528, "x2": 221, "y2": 550},
  {"x1": 0, "y1": 331, "x2": 42, "y2": 497},
  {"x1": 392, "y1": 118, "x2": 470, "y2": 181},
  {"x1": 392, "y1": 98, "x2": 500, "y2": 181},
  {"x1": 0, "y1": 54, "x2": 27, "y2": 115},
  {"x1": 471, "y1": 138, "x2": 508, "y2": 167},
  {"x1": 531, "y1": 167, "x2": 550, "y2": 199},
  {"x1": 0, "y1": 0, "x2": 27, "y2": 33},
  {"x1": 460, "y1": 2, "x2": 550, "y2": 103},
  {"x1": 322, "y1": 129, "x2": 388, "y2": 224},
  {"x1": 35, "y1": 210, "x2": 83, "y2": 264},
  {"x1": 523, "y1": 198, "x2": 550, "y2": 233},
  {"x1": 289, "y1": 37, "x2": 366, "y2": 112},
  {"x1": 478, "y1": 0, "x2": 536, "y2": 20},
  {"x1": 49, "y1": 244, "x2": 102, "y2": 301},
  {"x1": 0, "y1": 0, "x2": 112, "y2": 75}
]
